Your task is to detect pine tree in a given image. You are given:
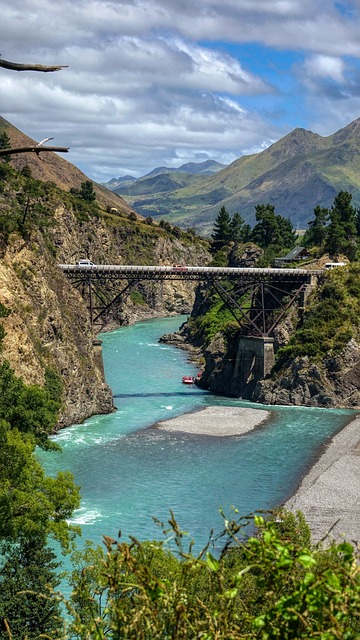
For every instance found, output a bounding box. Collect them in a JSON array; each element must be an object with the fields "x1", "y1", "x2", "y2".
[
  {"x1": 251, "y1": 204, "x2": 279, "y2": 248},
  {"x1": 79, "y1": 180, "x2": 96, "y2": 202},
  {"x1": 325, "y1": 191, "x2": 357, "y2": 257},
  {"x1": 210, "y1": 206, "x2": 232, "y2": 253},
  {"x1": 304, "y1": 205, "x2": 329, "y2": 248},
  {"x1": 0, "y1": 132, "x2": 11, "y2": 163},
  {"x1": 230, "y1": 211, "x2": 245, "y2": 242}
]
